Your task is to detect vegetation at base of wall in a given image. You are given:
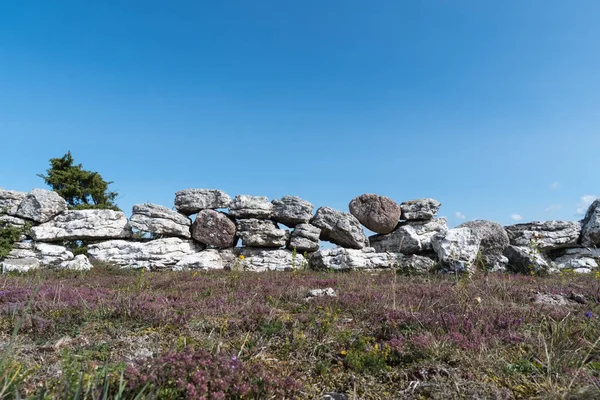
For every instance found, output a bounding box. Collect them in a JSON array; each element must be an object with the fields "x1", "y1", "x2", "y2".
[
  {"x1": 1, "y1": 265, "x2": 600, "y2": 399},
  {"x1": 0, "y1": 220, "x2": 30, "y2": 260}
]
